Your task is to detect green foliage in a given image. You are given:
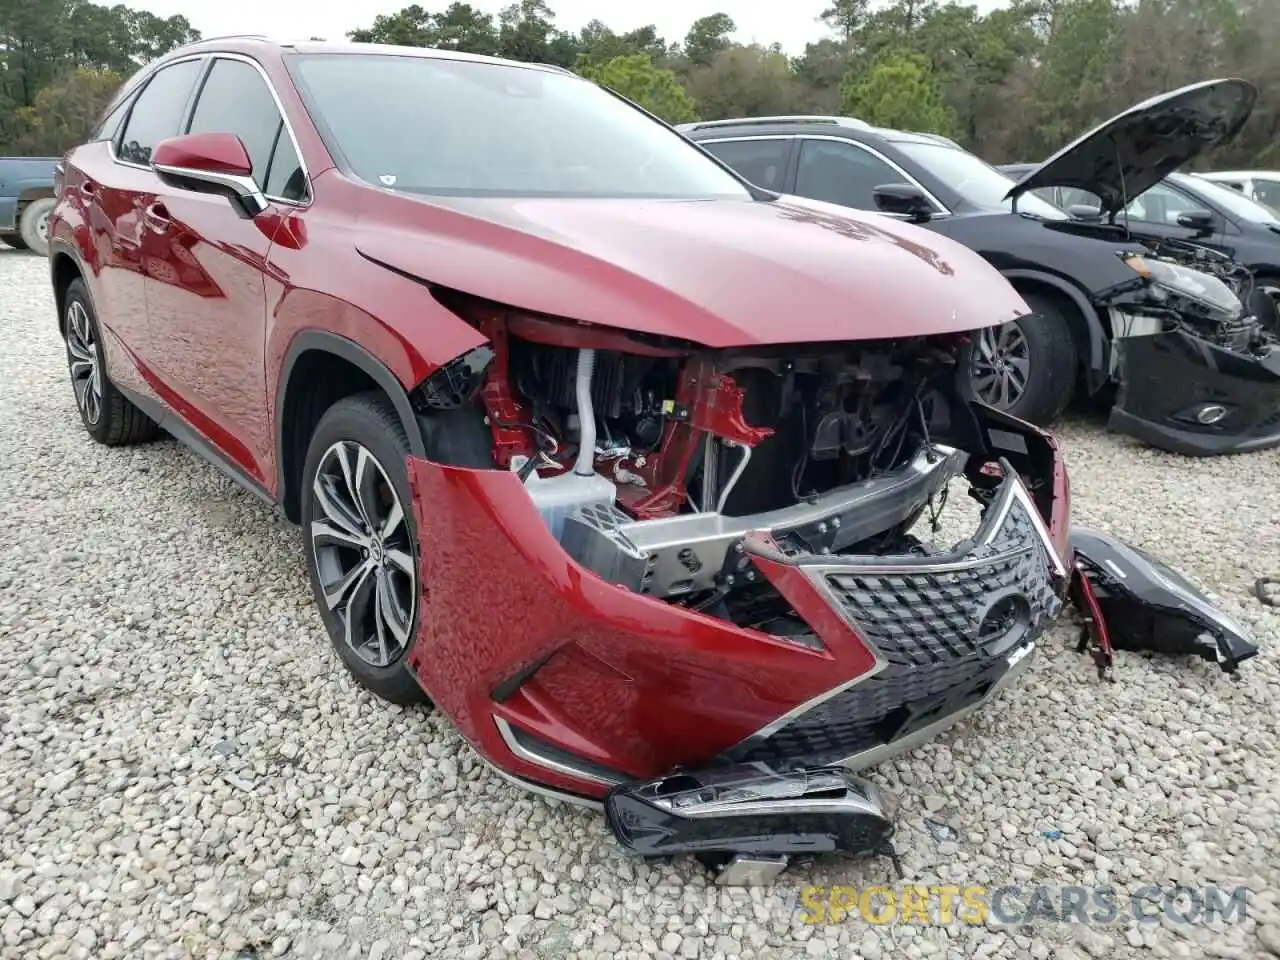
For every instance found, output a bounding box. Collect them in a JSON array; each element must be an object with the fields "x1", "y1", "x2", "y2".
[
  {"x1": 840, "y1": 50, "x2": 956, "y2": 136},
  {"x1": 576, "y1": 54, "x2": 698, "y2": 124},
  {"x1": 11, "y1": 0, "x2": 1280, "y2": 168},
  {"x1": 685, "y1": 45, "x2": 808, "y2": 119},
  {"x1": 14, "y1": 68, "x2": 123, "y2": 155},
  {"x1": 684, "y1": 14, "x2": 736, "y2": 66},
  {"x1": 0, "y1": 0, "x2": 198, "y2": 154}
]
